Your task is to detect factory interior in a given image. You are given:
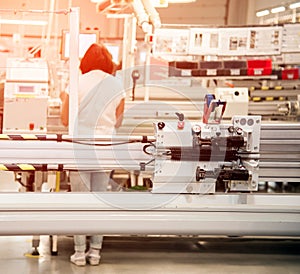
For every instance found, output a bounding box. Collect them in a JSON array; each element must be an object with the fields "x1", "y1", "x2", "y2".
[{"x1": 0, "y1": 0, "x2": 300, "y2": 273}]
